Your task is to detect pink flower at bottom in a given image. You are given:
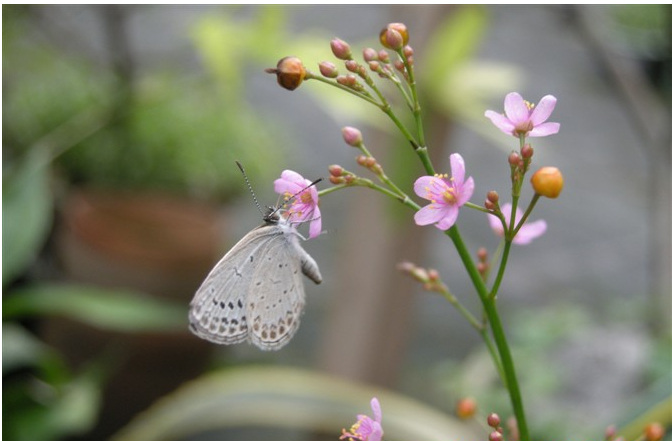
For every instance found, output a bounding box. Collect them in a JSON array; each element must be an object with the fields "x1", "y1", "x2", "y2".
[
  {"x1": 340, "y1": 398, "x2": 384, "y2": 441},
  {"x1": 414, "y1": 153, "x2": 475, "y2": 231},
  {"x1": 488, "y1": 203, "x2": 547, "y2": 245},
  {"x1": 274, "y1": 170, "x2": 321, "y2": 239}
]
